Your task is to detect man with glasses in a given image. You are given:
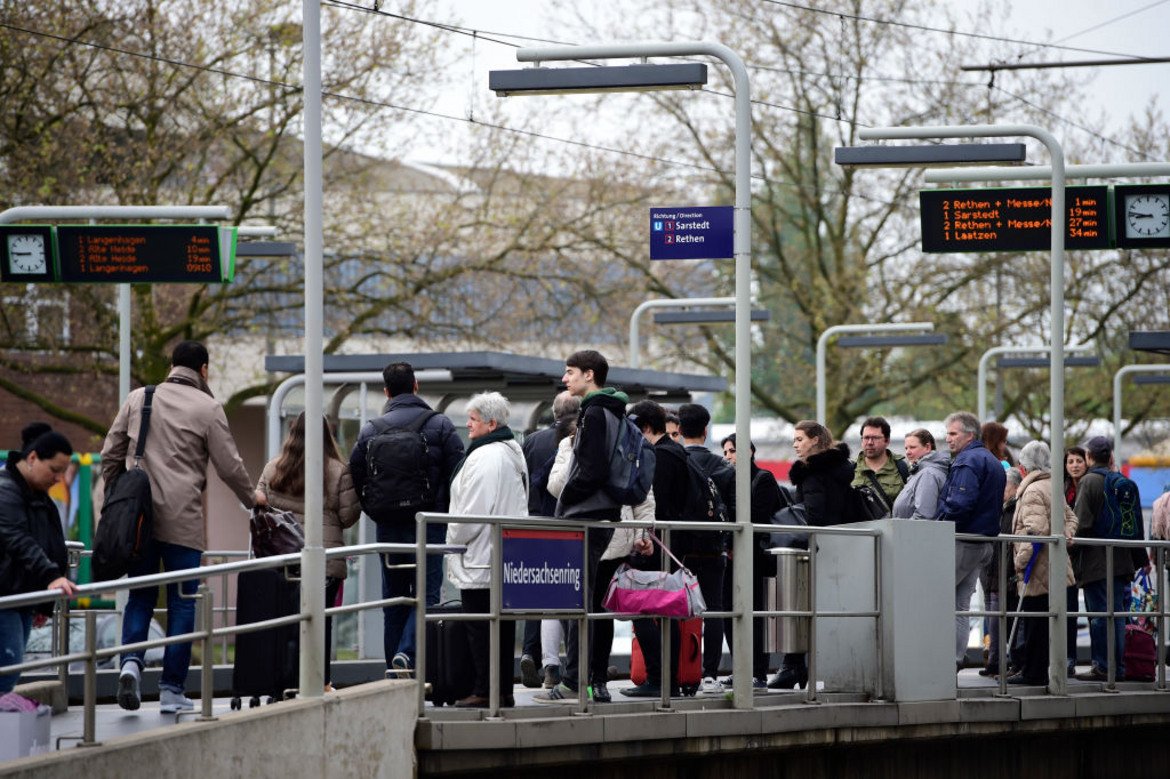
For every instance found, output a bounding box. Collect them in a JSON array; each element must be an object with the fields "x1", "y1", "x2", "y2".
[{"x1": 851, "y1": 416, "x2": 908, "y2": 511}]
